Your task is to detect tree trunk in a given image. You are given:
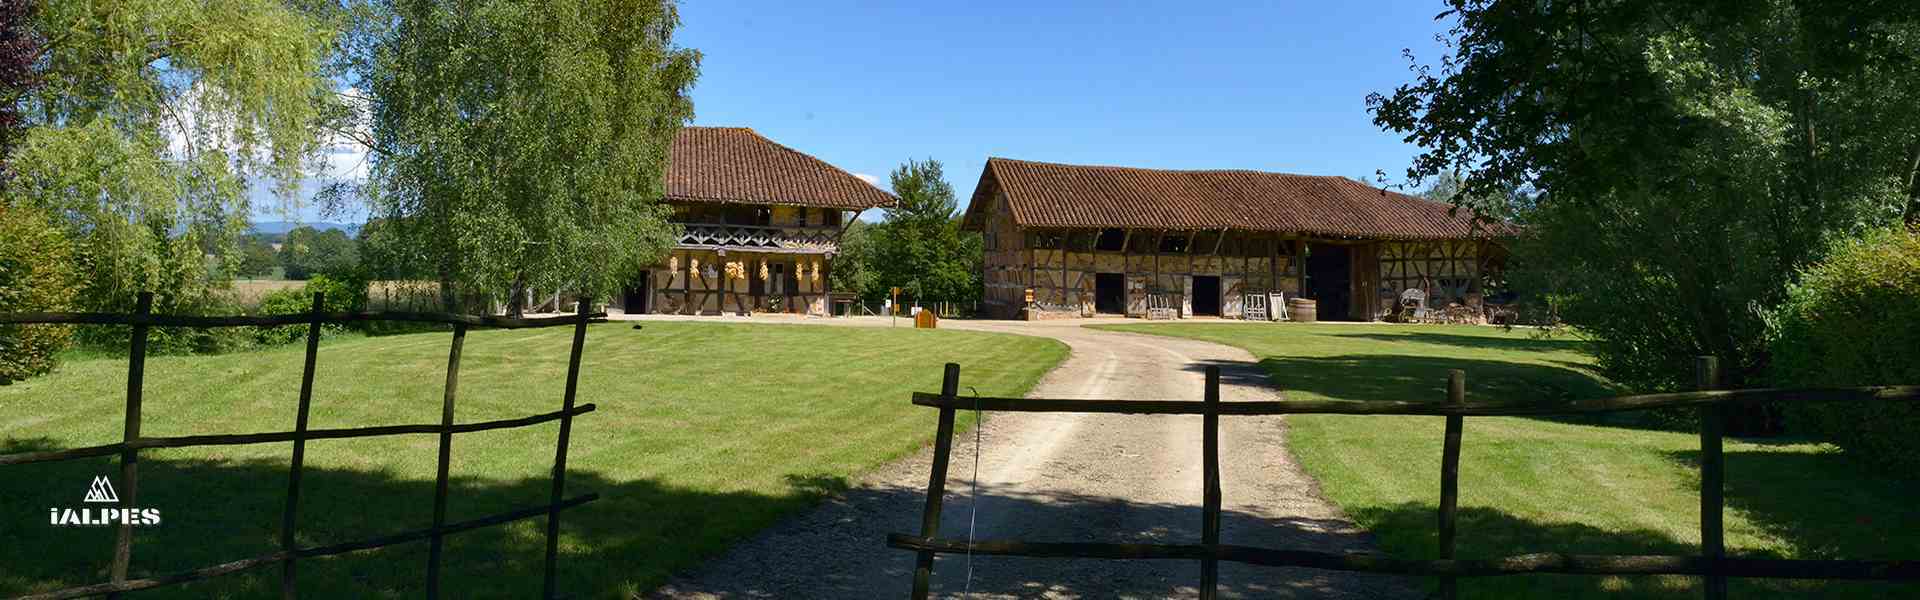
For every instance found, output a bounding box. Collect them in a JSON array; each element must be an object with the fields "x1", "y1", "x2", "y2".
[
  {"x1": 1904, "y1": 144, "x2": 1920, "y2": 227},
  {"x1": 506, "y1": 273, "x2": 528, "y2": 318}
]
